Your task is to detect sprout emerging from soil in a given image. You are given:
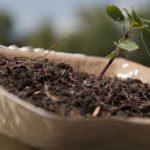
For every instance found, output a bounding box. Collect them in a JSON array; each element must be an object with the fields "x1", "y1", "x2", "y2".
[{"x1": 97, "y1": 5, "x2": 150, "y2": 81}]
